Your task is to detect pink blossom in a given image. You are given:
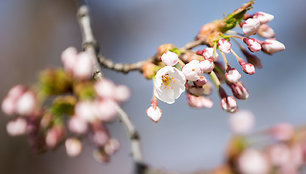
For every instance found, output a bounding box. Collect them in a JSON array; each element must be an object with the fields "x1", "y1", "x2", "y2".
[
  {"x1": 269, "y1": 123, "x2": 294, "y2": 141},
  {"x1": 73, "y1": 52, "x2": 94, "y2": 80},
  {"x1": 229, "y1": 110, "x2": 255, "y2": 134},
  {"x1": 241, "y1": 18, "x2": 260, "y2": 37},
  {"x1": 161, "y1": 51, "x2": 179, "y2": 66},
  {"x1": 238, "y1": 149, "x2": 269, "y2": 174},
  {"x1": 243, "y1": 38, "x2": 262, "y2": 52},
  {"x1": 92, "y1": 130, "x2": 109, "y2": 146},
  {"x1": 182, "y1": 60, "x2": 202, "y2": 81},
  {"x1": 187, "y1": 94, "x2": 213, "y2": 108},
  {"x1": 15, "y1": 91, "x2": 36, "y2": 116},
  {"x1": 220, "y1": 96, "x2": 237, "y2": 113},
  {"x1": 65, "y1": 138, "x2": 82, "y2": 157},
  {"x1": 218, "y1": 39, "x2": 231, "y2": 54},
  {"x1": 46, "y1": 126, "x2": 63, "y2": 149},
  {"x1": 94, "y1": 79, "x2": 115, "y2": 99},
  {"x1": 6, "y1": 118, "x2": 27, "y2": 136},
  {"x1": 257, "y1": 24, "x2": 275, "y2": 38},
  {"x1": 104, "y1": 139, "x2": 120, "y2": 155},
  {"x1": 262, "y1": 39, "x2": 285, "y2": 54},
  {"x1": 241, "y1": 62, "x2": 255, "y2": 75},
  {"x1": 75, "y1": 101, "x2": 96, "y2": 123},
  {"x1": 61, "y1": 47, "x2": 78, "y2": 73},
  {"x1": 225, "y1": 69, "x2": 241, "y2": 83},
  {"x1": 2, "y1": 96, "x2": 16, "y2": 115},
  {"x1": 194, "y1": 76, "x2": 207, "y2": 87},
  {"x1": 68, "y1": 116, "x2": 88, "y2": 134},
  {"x1": 95, "y1": 99, "x2": 118, "y2": 122},
  {"x1": 268, "y1": 144, "x2": 291, "y2": 167},
  {"x1": 113, "y1": 85, "x2": 130, "y2": 102}
]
